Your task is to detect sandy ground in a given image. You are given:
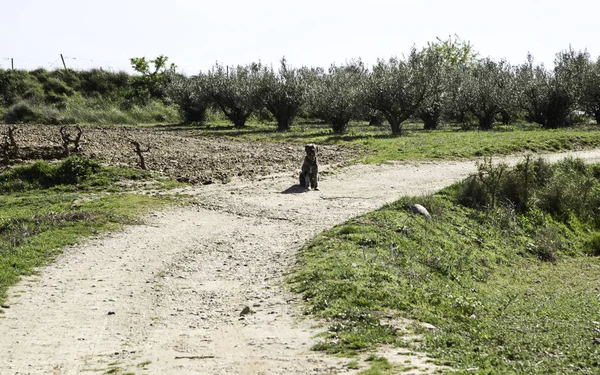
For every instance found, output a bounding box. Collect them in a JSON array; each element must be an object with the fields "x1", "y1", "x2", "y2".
[{"x1": 1, "y1": 149, "x2": 600, "y2": 375}]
